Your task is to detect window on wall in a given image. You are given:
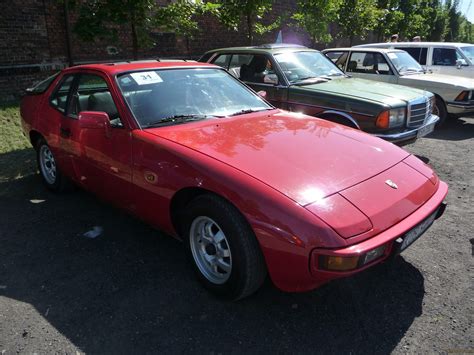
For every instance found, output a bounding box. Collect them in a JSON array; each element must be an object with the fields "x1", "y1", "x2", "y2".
[{"x1": 50, "y1": 75, "x2": 74, "y2": 113}]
